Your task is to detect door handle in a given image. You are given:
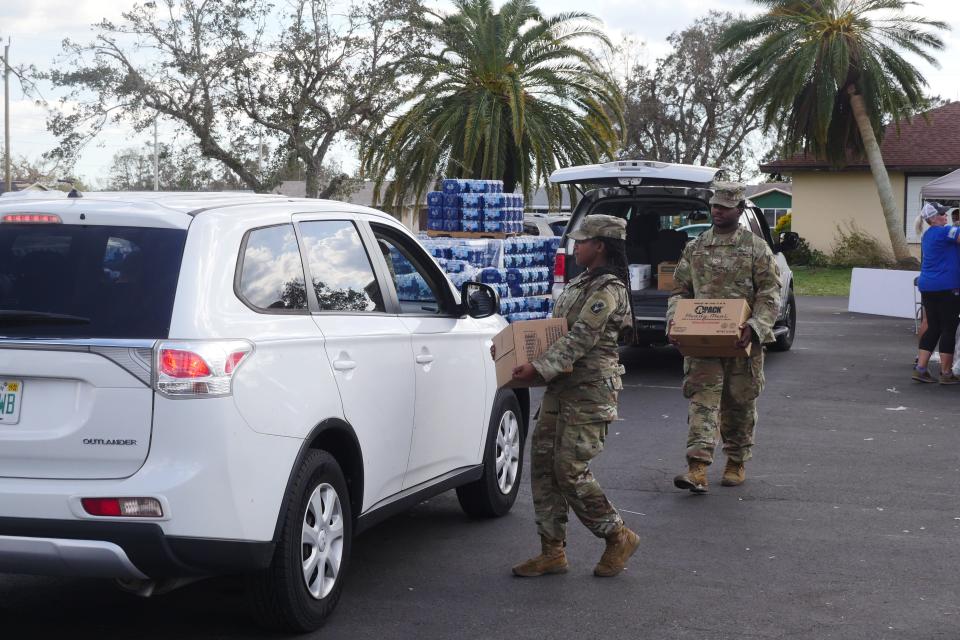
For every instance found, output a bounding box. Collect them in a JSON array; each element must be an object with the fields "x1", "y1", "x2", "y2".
[
  {"x1": 333, "y1": 360, "x2": 357, "y2": 371},
  {"x1": 415, "y1": 354, "x2": 435, "y2": 365}
]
